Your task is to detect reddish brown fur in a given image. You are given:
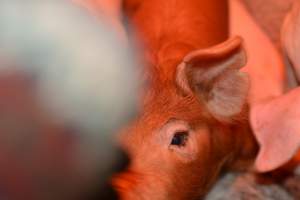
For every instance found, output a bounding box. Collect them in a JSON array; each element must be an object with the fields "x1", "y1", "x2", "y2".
[
  {"x1": 124, "y1": 0, "x2": 229, "y2": 82},
  {"x1": 112, "y1": 0, "x2": 258, "y2": 199}
]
